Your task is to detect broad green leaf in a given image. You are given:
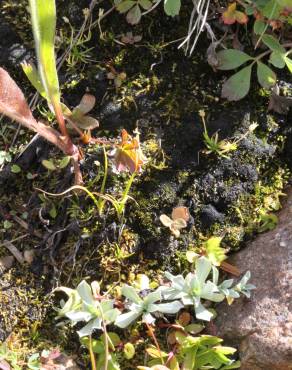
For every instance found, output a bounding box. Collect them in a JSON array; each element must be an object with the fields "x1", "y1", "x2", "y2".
[
  {"x1": 262, "y1": 0, "x2": 281, "y2": 19},
  {"x1": 262, "y1": 34, "x2": 285, "y2": 53},
  {"x1": 138, "y1": 0, "x2": 152, "y2": 10},
  {"x1": 115, "y1": 310, "x2": 141, "y2": 328},
  {"x1": 195, "y1": 257, "x2": 212, "y2": 285},
  {"x1": 276, "y1": 0, "x2": 292, "y2": 7},
  {"x1": 221, "y1": 65, "x2": 252, "y2": 101},
  {"x1": 42, "y1": 159, "x2": 56, "y2": 170},
  {"x1": 29, "y1": 0, "x2": 60, "y2": 108},
  {"x1": 284, "y1": 56, "x2": 292, "y2": 73},
  {"x1": 253, "y1": 19, "x2": 266, "y2": 35},
  {"x1": 269, "y1": 51, "x2": 286, "y2": 68},
  {"x1": 164, "y1": 0, "x2": 181, "y2": 17},
  {"x1": 21, "y1": 62, "x2": 47, "y2": 99},
  {"x1": 59, "y1": 156, "x2": 71, "y2": 169},
  {"x1": 257, "y1": 61, "x2": 276, "y2": 89},
  {"x1": 149, "y1": 301, "x2": 183, "y2": 314},
  {"x1": 77, "y1": 280, "x2": 95, "y2": 305},
  {"x1": 216, "y1": 49, "x2": 253, "y2": 70},
  {"x1": 126, "y1": 4, "x2": 141, "y2": 24},
  {"x1": 116, "y1": 0, "x2": 135, "y2": 13},
  {"x1": 121, "y1": 285, "x2": 141, "y2": 304},
  {"x1": 77, "y1": 317, "x2": 102, "y2": 337}
]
